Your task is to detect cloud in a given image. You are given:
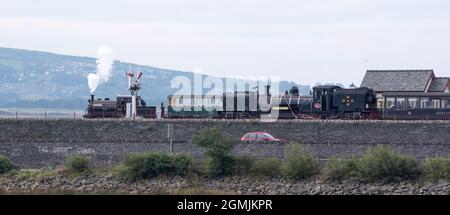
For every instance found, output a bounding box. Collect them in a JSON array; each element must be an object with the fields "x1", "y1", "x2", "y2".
[{"x1": 0, "y1": 0, "x2": 450, "y2": 86}]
